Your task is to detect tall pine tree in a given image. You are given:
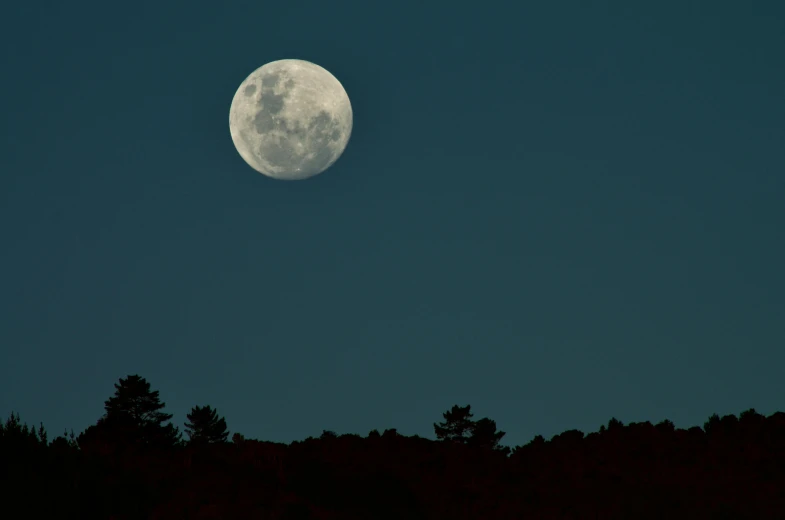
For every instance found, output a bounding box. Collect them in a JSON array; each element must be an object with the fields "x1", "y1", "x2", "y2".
[
  {"x1": 100, "y1": 374, "x2": 181, "y2": 448},
  {"x1": 434, "y1": 404, "x2": 509, "y2": 453},
  {"x1": 468, "y1": 417, "x2": 509, "y2": 454},
  {"x1": 184, "y1": 405, "x2": 229, "y2": 444},
  {"x1": 434, "y1": 404, "x2": 475, "y2": 444}
]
